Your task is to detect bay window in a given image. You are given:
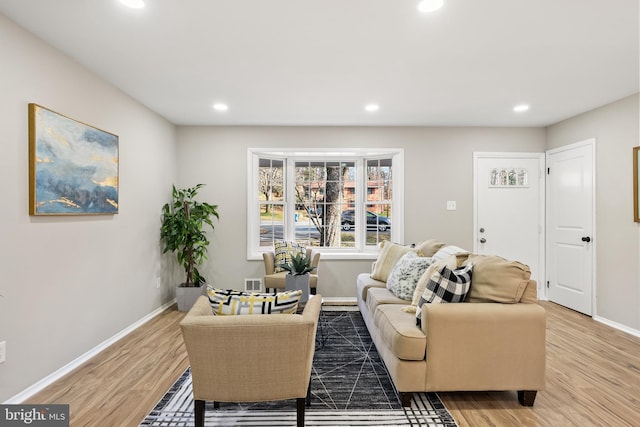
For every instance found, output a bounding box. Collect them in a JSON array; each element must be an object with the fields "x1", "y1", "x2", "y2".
[{"x1": 248, "y1": 148, "x2": 403, "y2": 259}]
